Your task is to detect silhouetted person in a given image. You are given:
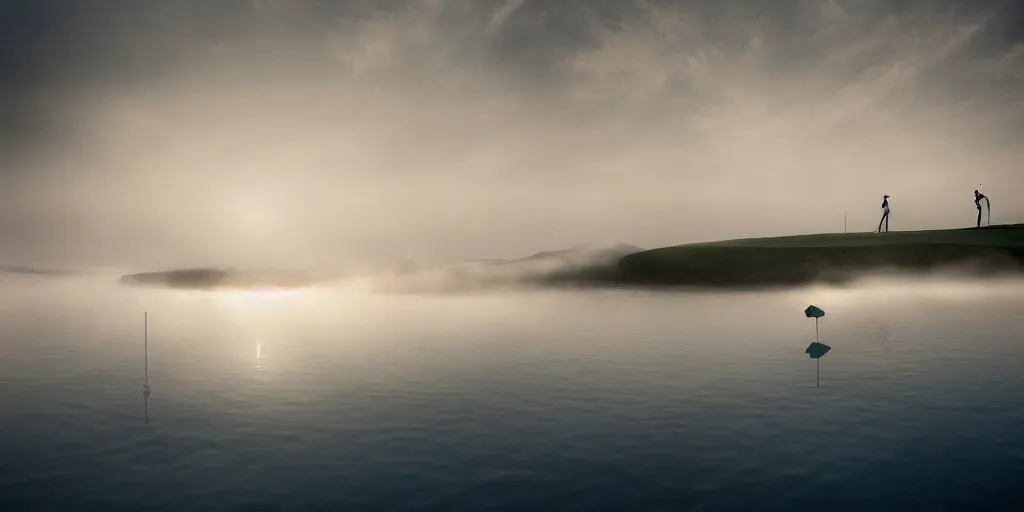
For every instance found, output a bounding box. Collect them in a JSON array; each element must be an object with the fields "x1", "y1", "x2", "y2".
[
  {"x1": 975, "y1": 190, "x2": 990, "y2": 228},
  {"x1": 877, "y1": 195, "x2": 890, "y2": 233}
]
